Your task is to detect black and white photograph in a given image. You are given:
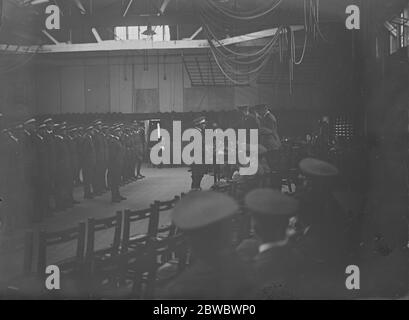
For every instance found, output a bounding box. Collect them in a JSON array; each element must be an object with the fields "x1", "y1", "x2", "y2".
[{"x1": 0, "y1": 0, "x2": 408, "y2": 302}]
